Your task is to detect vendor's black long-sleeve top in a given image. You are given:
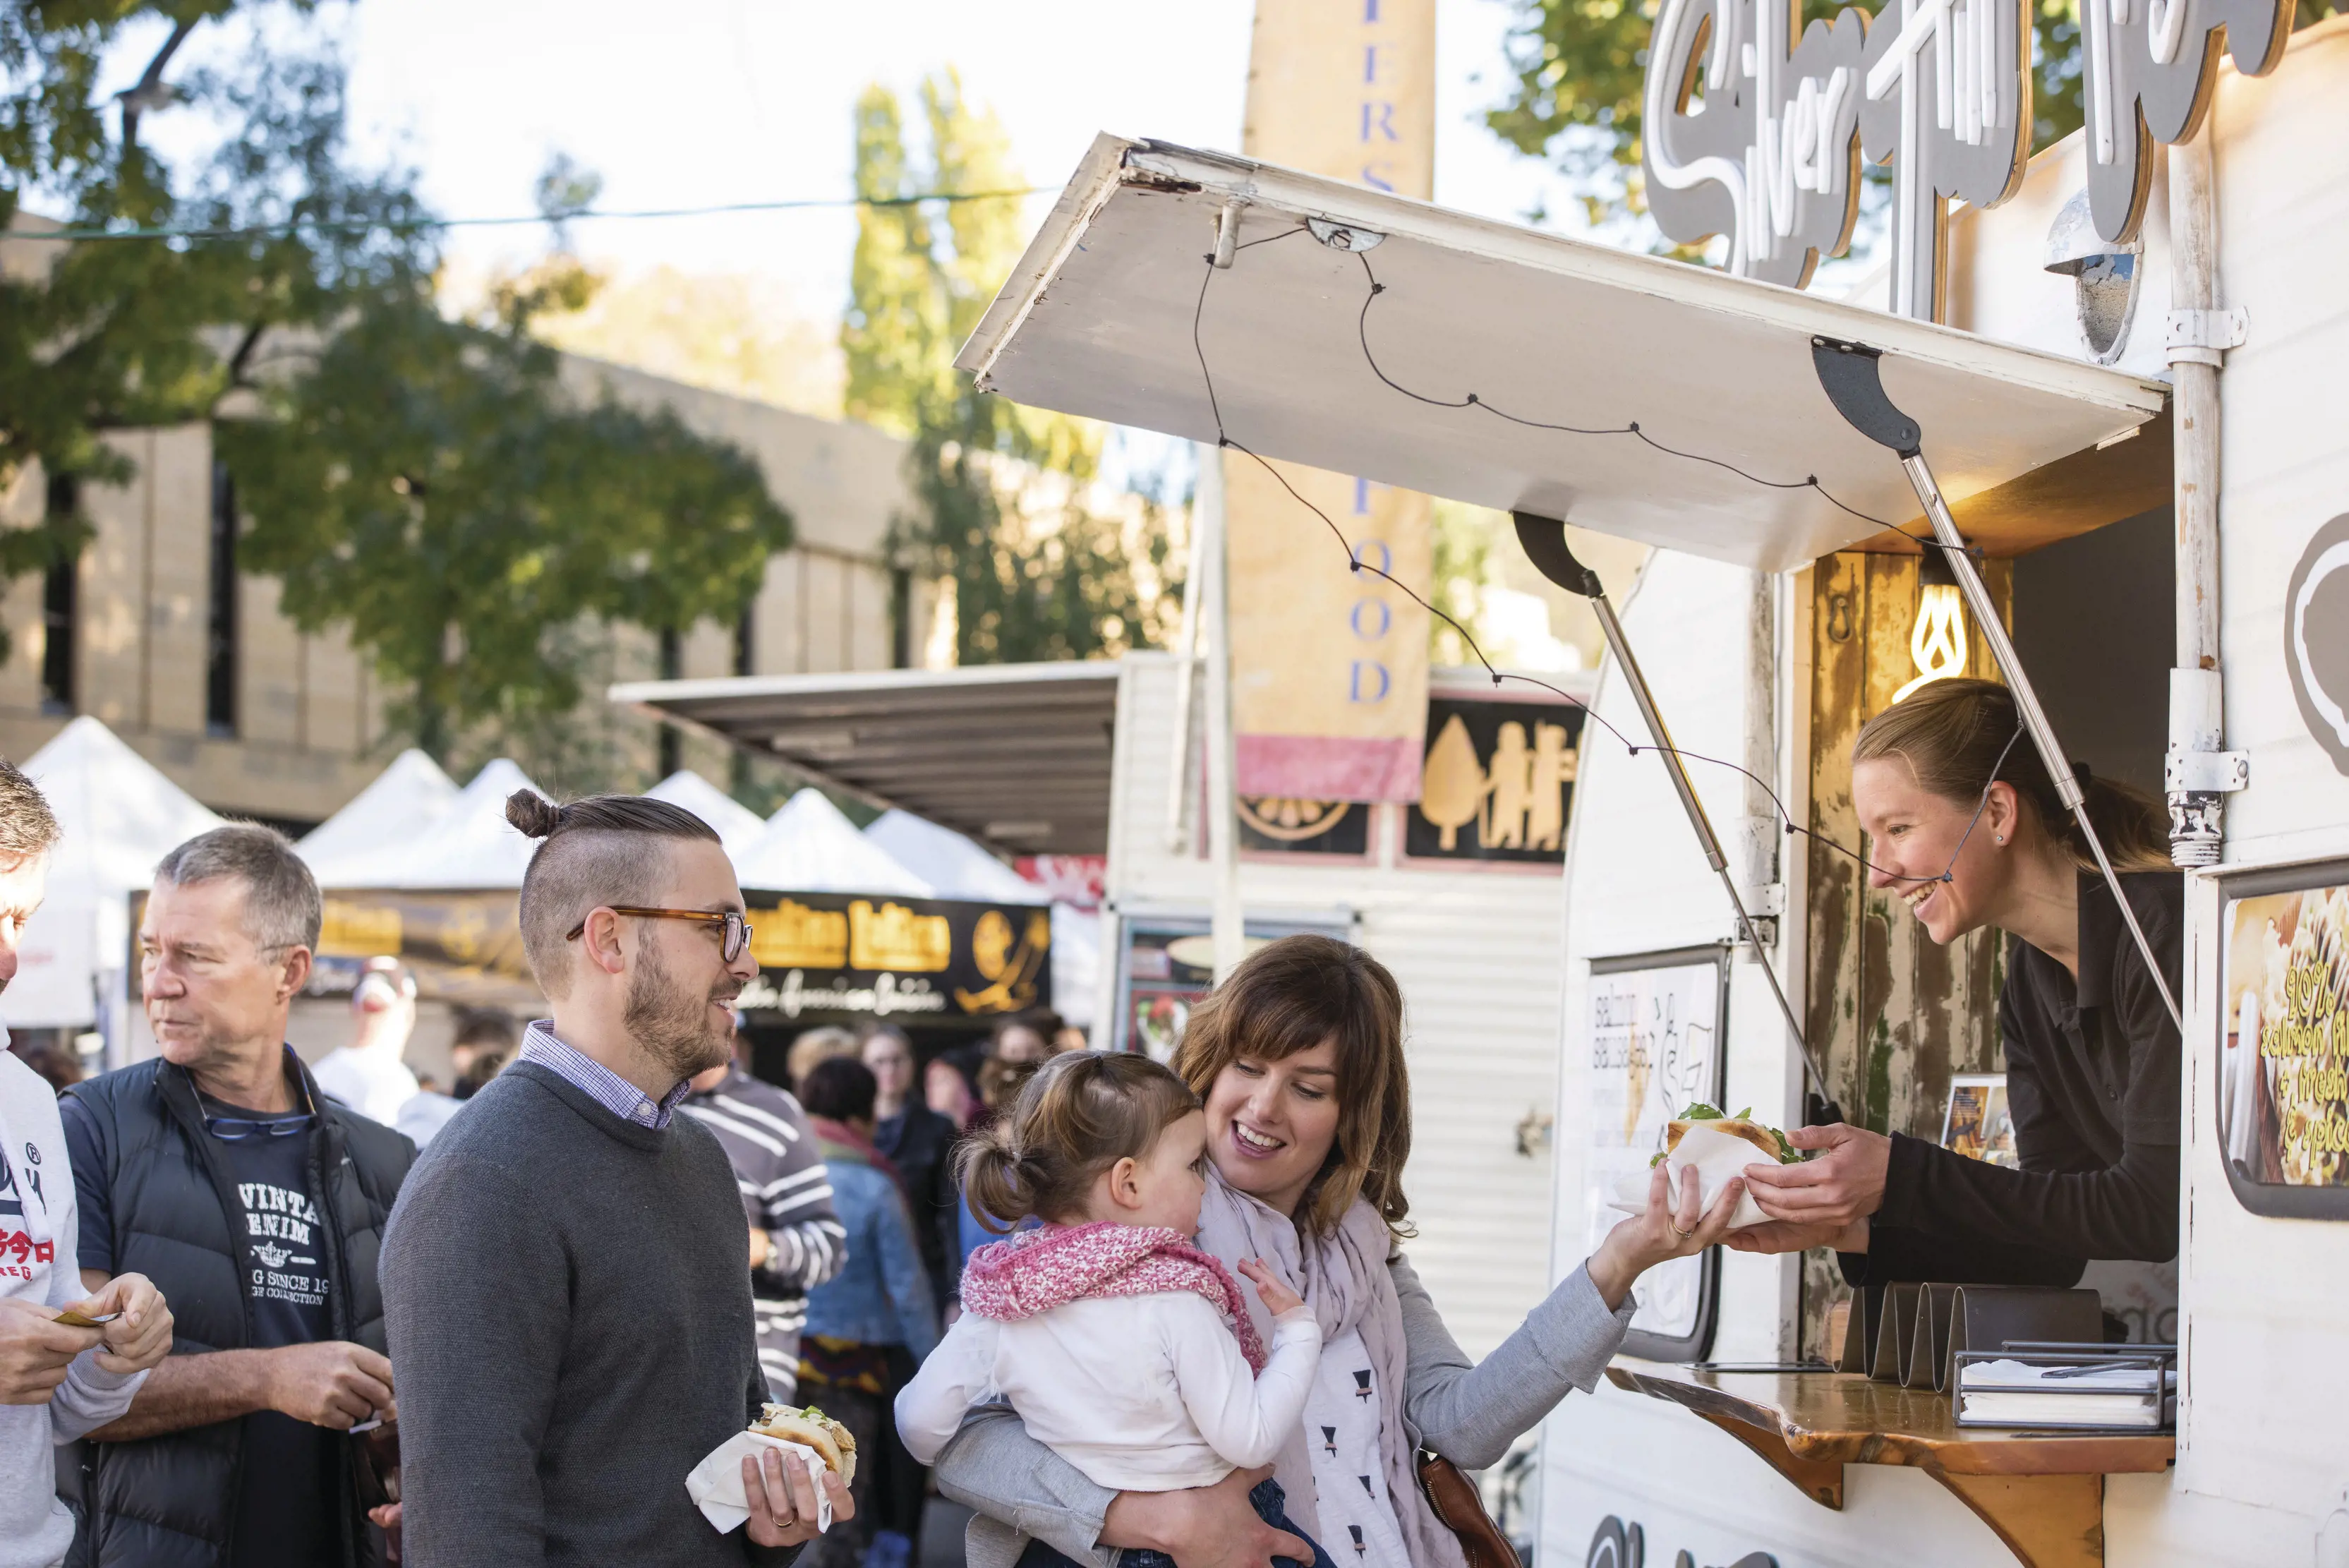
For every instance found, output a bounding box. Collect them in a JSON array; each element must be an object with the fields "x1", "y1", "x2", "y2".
[{"x1": 1843, "y1": 870, "x2": 2183, "y2": 1288}]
